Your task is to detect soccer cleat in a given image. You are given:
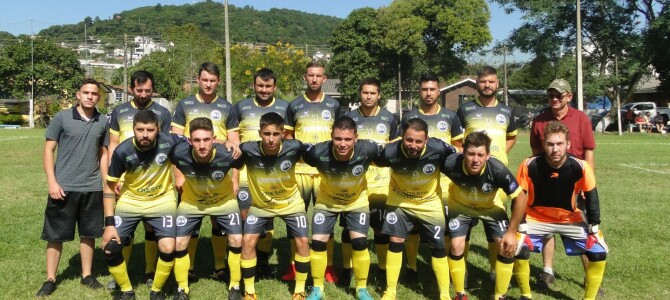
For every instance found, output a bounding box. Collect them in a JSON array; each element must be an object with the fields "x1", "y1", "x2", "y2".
[
  {"x1": 116, "y1": 291, "x2": 136, "y2": 300},
  {"x1": 306, "y1": 287, "x2": 324, "y2": 300},
  {"x1": 107, "y1": 280, "x2": 120, "y2": 291},
  {"x1": 404, "y1": 268, "x2": 418, "y2": 285},
  {"x1": 454, "y1": 292, "x2": 468, "y2": 300},
  {"x1": 339, "y1": 268, "x2": 352, "y2": 287},
  {"x1": 537, "y1": 271, "x2": 555, "y2": 289},
  {"x1": 173, "y1": 288, "x2": 189, "y2": 300},
  {"x1": 325, "y1": 265, "x2": 339, "y2": 283},
  {"x1": 36, "y1": 279, "x2": 56, "y2": 297},
  {"x1": 150, "y1": 290, "x2": 164, "y2": 300},
  {"x1": 144, "y1": 272, "x2": 155, "y2": 289},
  {"x1": 243, "y1": 292, "x2": 257, "y2": 300},
  {"x1": 356, "y1": 288, "x2": 373, "y2": 300},
  {"x1": 228, "y1": 286, "x2": 243, "y2": 300},
  {"x1": 380, "y1": 291, "x2": 396, "y2": 300},
  {"x1": 214, "y1": 268, "x2": 231, "y2": 283},
  {"x1": 281, "y1": 264, "x2": 296, "y2": 281},
  {"x1": 292, "y1": 291, "x2": 307, "y2": 300},
  {"x1": 80, "y1": 275, "x2": 103, "y2": 289}
]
